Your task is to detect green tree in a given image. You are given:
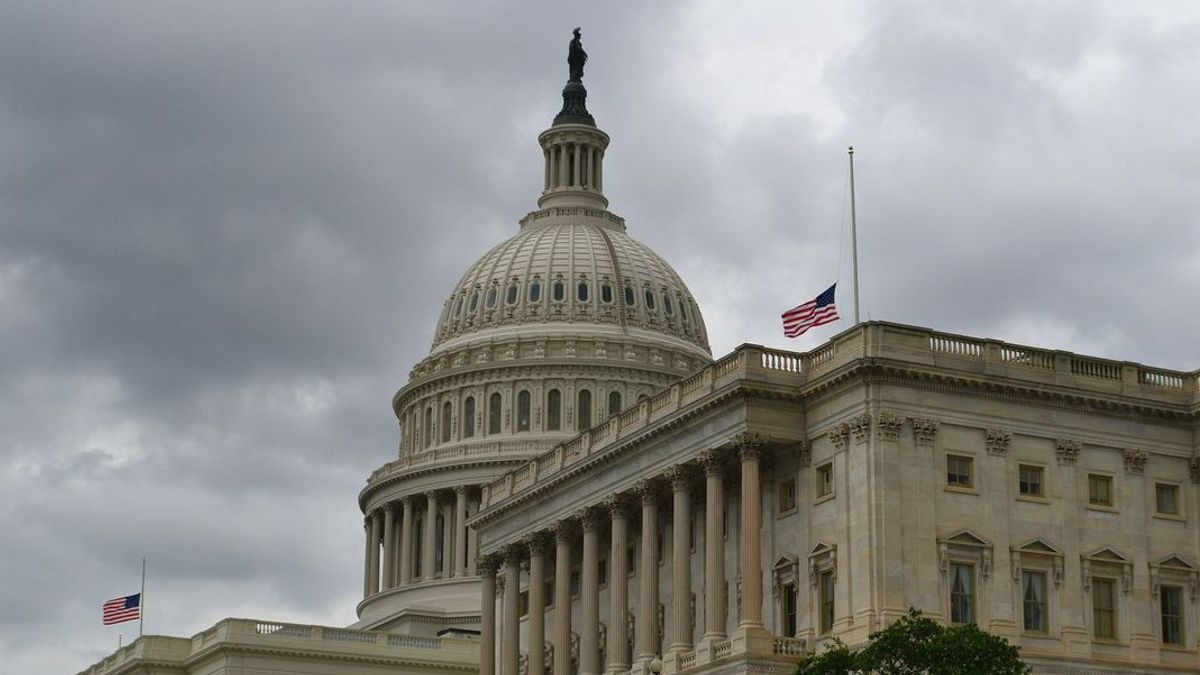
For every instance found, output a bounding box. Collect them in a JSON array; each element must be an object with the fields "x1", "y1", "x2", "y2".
[{"x1": 795, "y1": 609, "x2": 1031, "y2": 675}]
